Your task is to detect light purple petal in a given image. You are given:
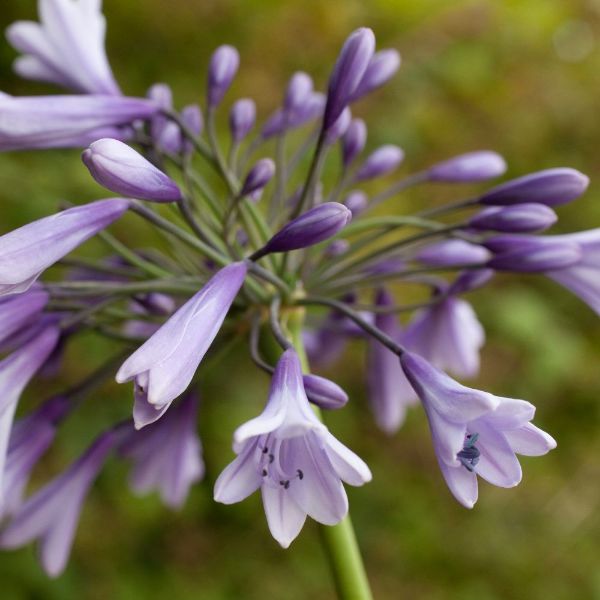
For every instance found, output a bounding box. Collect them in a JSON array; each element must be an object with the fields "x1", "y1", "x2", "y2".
[
  {"x1": 213, "y1": 440, "x2": 262, "y2": 504},
  {"x1": 261, "y1": 485, "x2": 306, "y2": 548},
  {"x1": 504, "y1": 423, "x2": 556, "y2": 456},
  {"x1": 474, "y1": 423, "x2": 522, "y2": 488}
]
